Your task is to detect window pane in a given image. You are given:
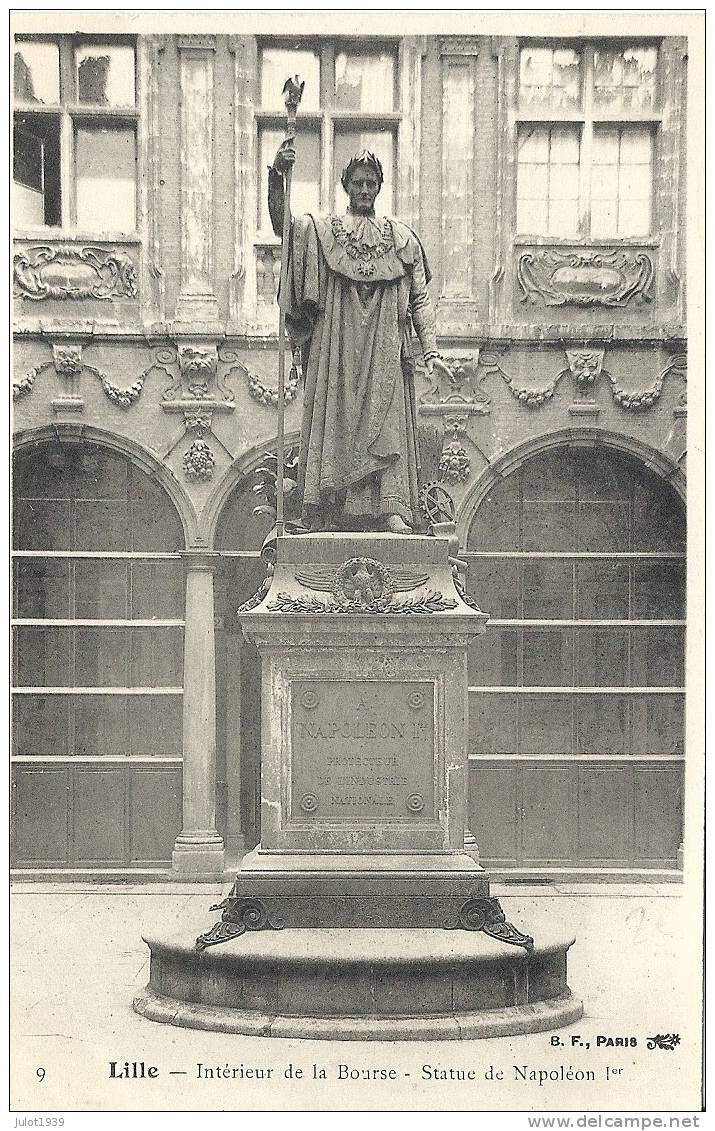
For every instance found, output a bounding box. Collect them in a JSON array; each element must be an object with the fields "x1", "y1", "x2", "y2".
[
  {"x1": 13, "y1": 696, "x2": 70, "y2": 757},
  {"x1": 518, "y1": 126, "x2": 580, "y2": 236},
  {"x1": 466, "y1": 474, "x2": 520, "y2": 551},
  {"x1": 522, "y1": 560, "x2": 574, "y2": 619},
  {"x1": 335, "y1": 50, "x2": 395, "y2": 111},
  {"x1": 633, "y1": 478, "x2": 686, "y2": 551},
  {"x1": 74, "y1": 560, "x2": 128, "y2": 619},
  {"x1": 75, "y1": 695, "x2": 129, "y2": 756},
  {"x1": 131, "y1": 561, "x2": 185, "y2": 619},
  {"x1": 466, "y1": 559, "x2": 519, "y2": 619},
  {"x1": 592, "y1": 127, "x2": 653, "y2": 238},
  {"x1": 75, "y1": 124, "x2": 136, "y2": 232},
  {"x1": 259, "y1": 125, "x2": 320, "y2": 231},
  {"x1": 577, "y1": 695, "x2": 628, "y2": 754},
  {"x1": 523, "y1": 629, "x2": 573, "y2": 686},
  {"x1": 594, "y1": 47, "x2": 657, "y2": 112},
  {"x1": 619, "y1": 200, "x2": 651, "y2": 238},
  {"x1": 130, "y1": 474, "x2": 184, "y2": 552},
  {"x1": 518, "y1": 163, "x2": 549, "y2": 200},
  {"x1": 522, "y1": 502, "x2": 576, "y2": 552},
  {"x1": 333, "y1": 127, "x2": 395, "y2": 215},
  {"x1": 75, "y1": 628, "x2": 129, "y2": 686},
  {"x1": 517, "y1": 199, "x2": 547, "y2": 235},
  {"x1": 577, "y1": 501, "x2": 630, "y2": 552},
  {"x1": 75, "y1": 448, "x2": 128, "y2": 498},
  {"x1": 14, "y1": 626, "x2": 71, "y2": 686},
  {"x1": 14, "y1": 40, "x2": 60, "y2": 104},
  {"x1": 75, "y1": 500, "x2": 130, "y2": 551},
  {"x1": 577, "y1": 627, "x2": 628, "y2": 687},
  {"x1": 130, "y1": 628, "x2": 183, "y2": 686},
  {"x1": 468, "y1": 629, "x2": 517, "y2": 686},
  {"x1": 14, "y1": 499, "x2": 72, "y2": 551},
  {"x1": 259, "y1": 47, "x2": 320, "y2": 111},
  {"x1": 468, "y1": 692, "x2": 518, "y2": 754},
  {"x1": 521, "y1": 695, "x2": 572, "y2": 754},
  {"x1": 519, "y1": 47, "x2": 581, "y2": 109},
  {"x1": 633, "y1": 559, "x2": 686, "y2": 619},
  {"x1": 576, "y1": 560, "x2": 629, "y2": 620},
  {"x1": 75, "y1": 44, "x2": 135, "y2": 105},
  {"x1": 130, "y1": 696, "x2": 182, "y2": 756},
  {"x1": 13, "y1": 113, "x2": 61, "y2": 226},
  {"x1": 14, "y1": 559, "x2": 70, "y2": 618},
  {"x1": 631, "y1": 627, "x2": 685, "y2": 687},
  {"x1": 632, "y1": 695, "x2": 683, "y2": 755}
]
